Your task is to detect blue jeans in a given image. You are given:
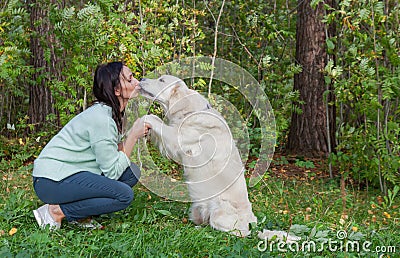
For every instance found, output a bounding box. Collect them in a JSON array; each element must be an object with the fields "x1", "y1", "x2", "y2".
[{"x1": 33, "y1": 164, "x2": 141, "y2": 222}]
